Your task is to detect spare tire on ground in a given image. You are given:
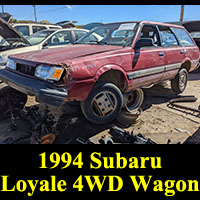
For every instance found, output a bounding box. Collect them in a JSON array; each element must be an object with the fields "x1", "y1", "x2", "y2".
[
  {"x1": 116, "y1": 108, "x2": 142, "y2": 126},
  {"x1": 123, "y1": 89, "x2": 144, "y2": 114}
]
